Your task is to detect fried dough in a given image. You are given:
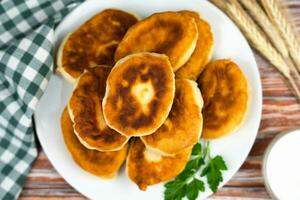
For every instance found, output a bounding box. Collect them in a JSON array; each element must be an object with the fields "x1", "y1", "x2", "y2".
[
  {"x1": 175, "y1": 11, "x2": 214, "y2": 80},
  {"x1": 114, "y1": 11, "x2": 198, "y2": 71},
  {"x1": 68, "y1": 66, "x2": 128, "y2": 151},
  {"x1": 103, "y1": 53, "x2": 175, "y2": 137},
  {"x1": 126, "y1": 138, "x2": 191, "y2": 190},
  {"x1": 141, "y1": 79, "x2": 203, "y2": 155},
  {"x1": 57, "y1": 9, "x2": 138, "y2": 82},
  {"x1": 199, "y1": 59, "x2": 249, "y2": 139},
  {"x1": 61, "y1": 108, "x2": 128, "y2": 178}
]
